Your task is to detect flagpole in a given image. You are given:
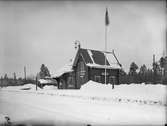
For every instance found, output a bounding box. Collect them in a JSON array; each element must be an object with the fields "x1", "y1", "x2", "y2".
[
  {"x1": 105, "y1": 22, "x2": 107, "y2": 84},
  {"x1": 104, "y1": 8, "x2": 109, "y2": 85}
]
